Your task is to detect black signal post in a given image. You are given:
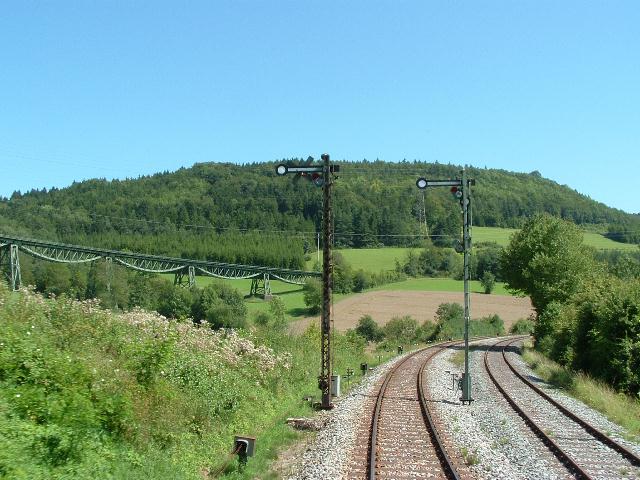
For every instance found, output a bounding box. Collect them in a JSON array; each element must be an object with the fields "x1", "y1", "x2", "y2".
[
  {"x1": 417, "y1": 168, "x2": 476, "y2": 404},
  {"x1": 276, "y1": 154, "x2": 340, "y2": 409}
]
